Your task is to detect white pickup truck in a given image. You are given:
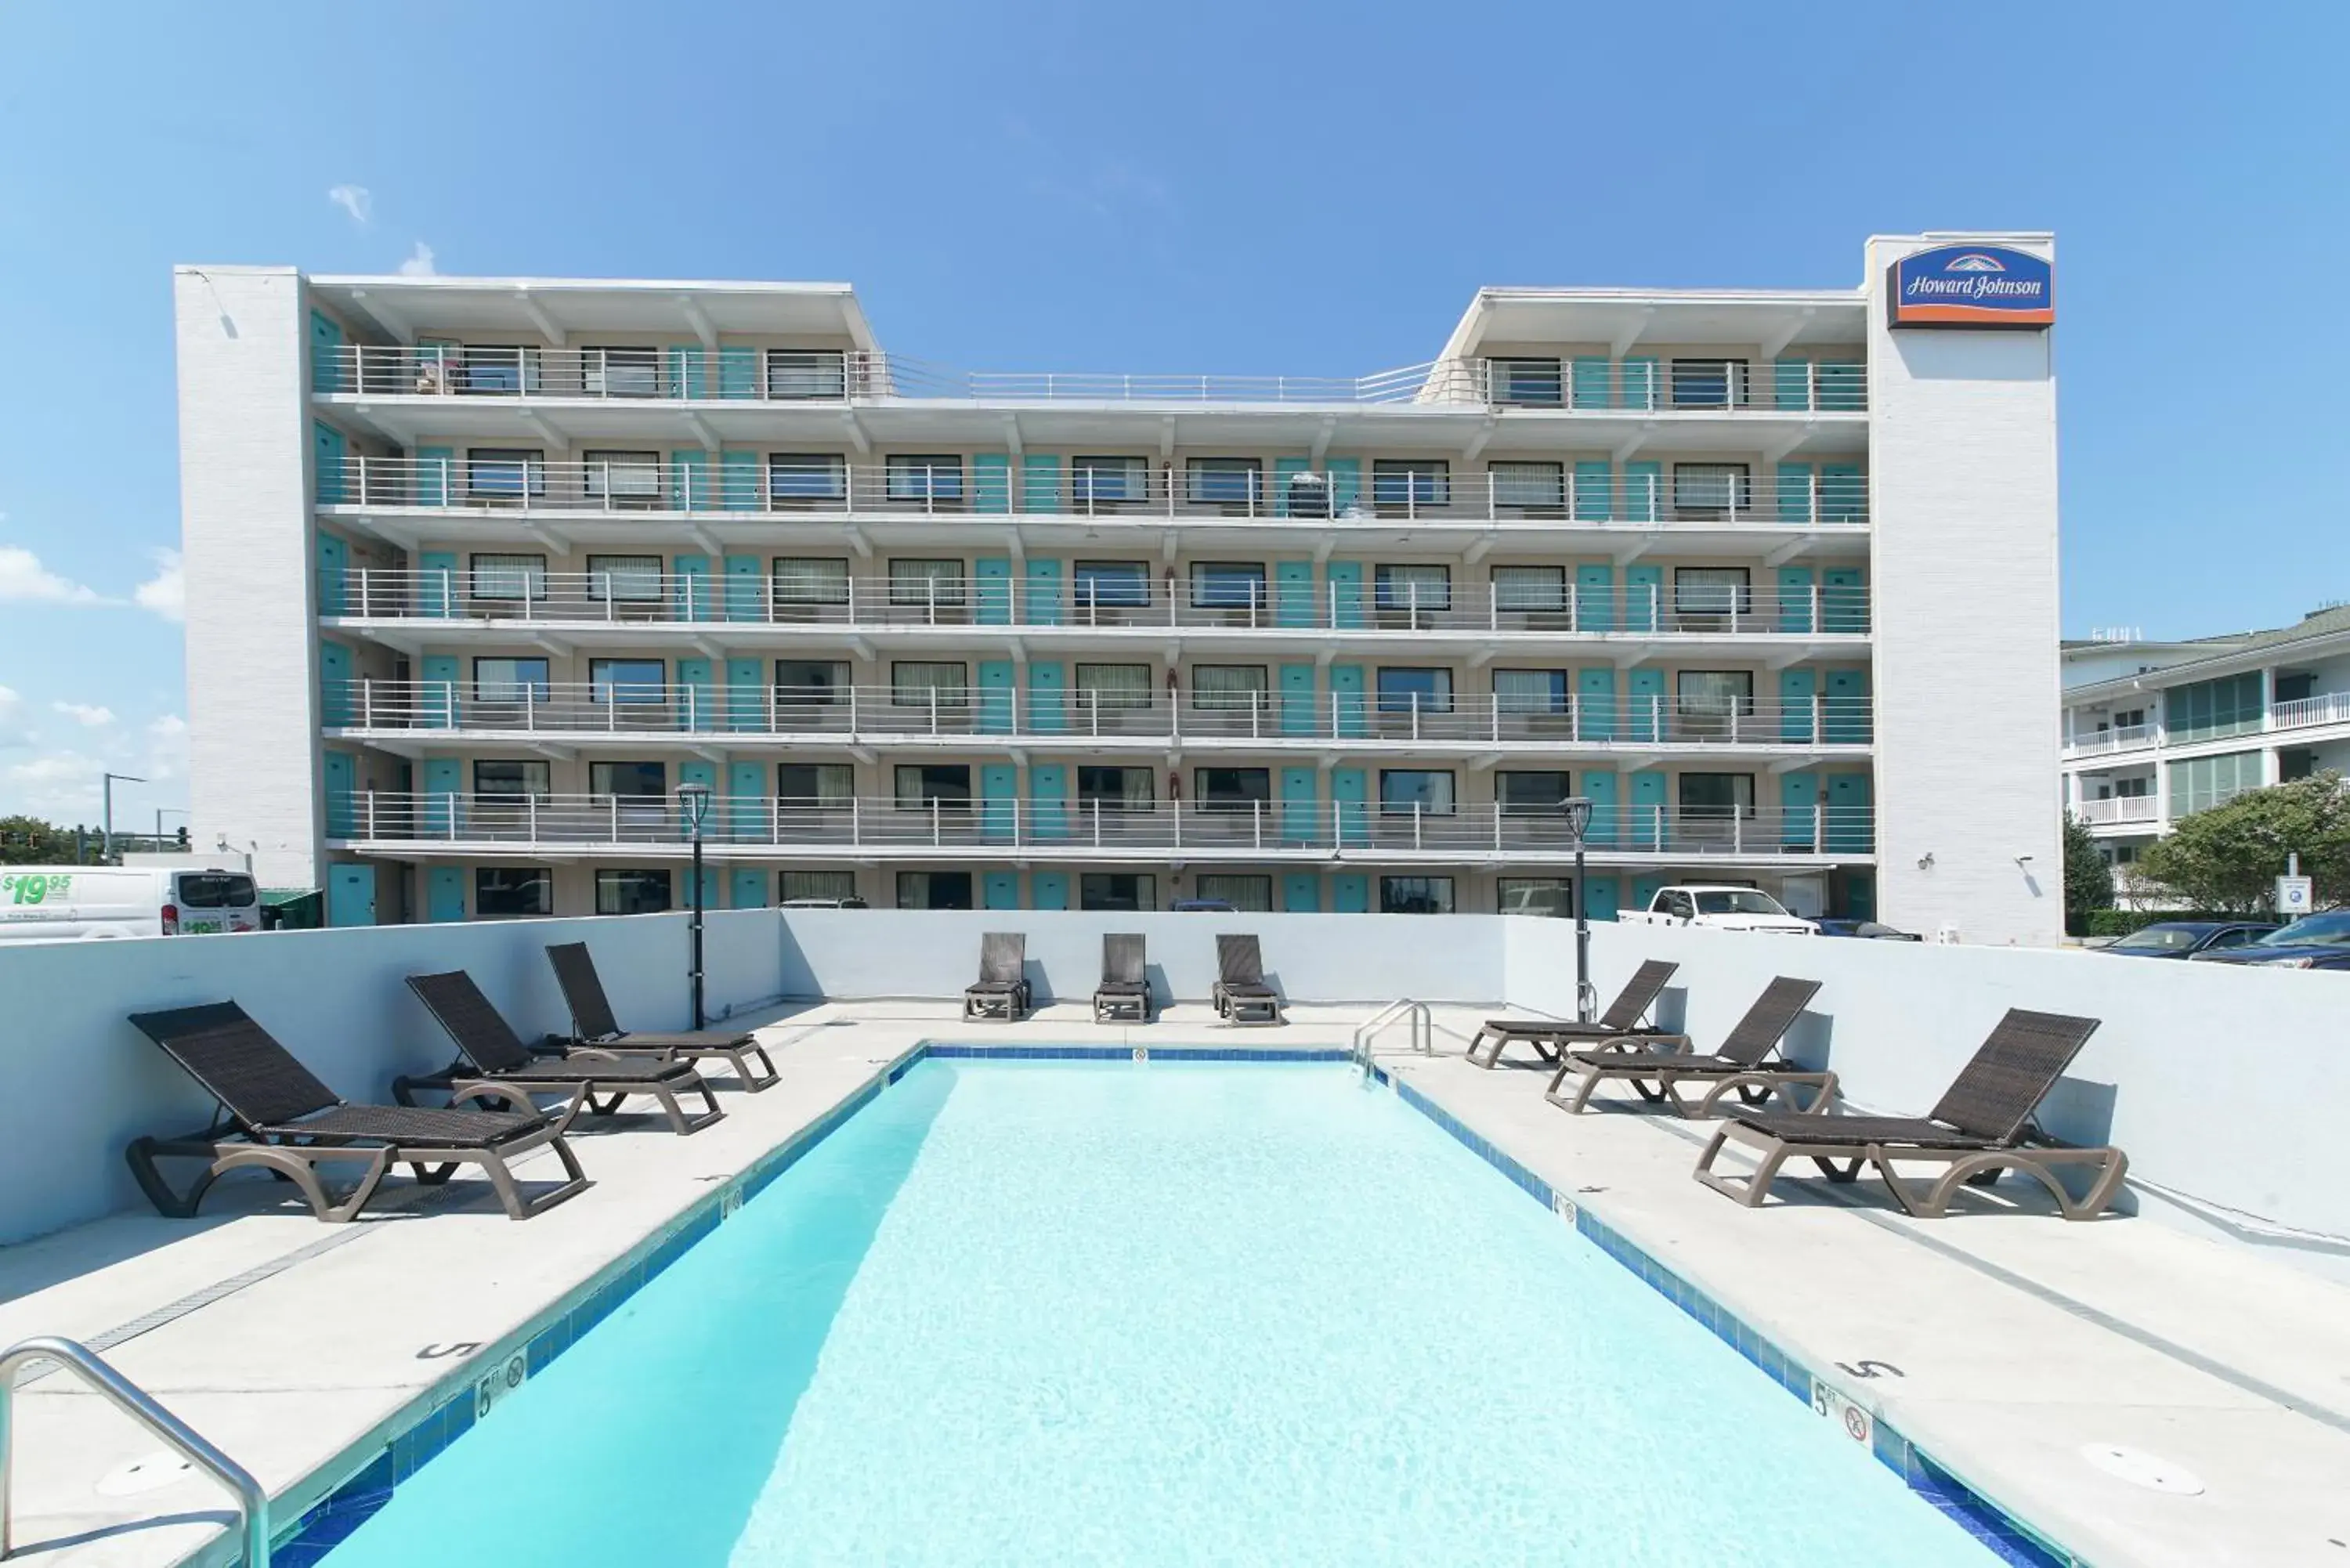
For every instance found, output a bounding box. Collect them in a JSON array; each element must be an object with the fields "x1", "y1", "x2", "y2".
[{"x1": 1619, "y1": 885, "x2": 1817, "y2": 935}]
